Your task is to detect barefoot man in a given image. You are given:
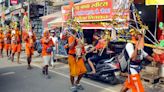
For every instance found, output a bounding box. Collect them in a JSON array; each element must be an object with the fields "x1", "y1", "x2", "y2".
[
  {"x1": 23, "y1": 28, "x2": 36, "y2": 69},
  {"x1": 4, "y1": 26, "x2": 12, "y2": 57},
  {"x1": 11, "y1": 27, "x2": 21, "y2": 64},
  {"x1": 0, "y1": 27, "x2": 4, "y2": 58},
  {"x1": 67, "y1": 29, "x2": 86, "y2": 92}
]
